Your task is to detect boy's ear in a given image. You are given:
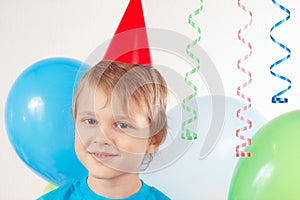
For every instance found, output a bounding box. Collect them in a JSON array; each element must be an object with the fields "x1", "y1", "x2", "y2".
[{"x1": 146, "y1": 137, "x2": 160, "y2": 154}]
